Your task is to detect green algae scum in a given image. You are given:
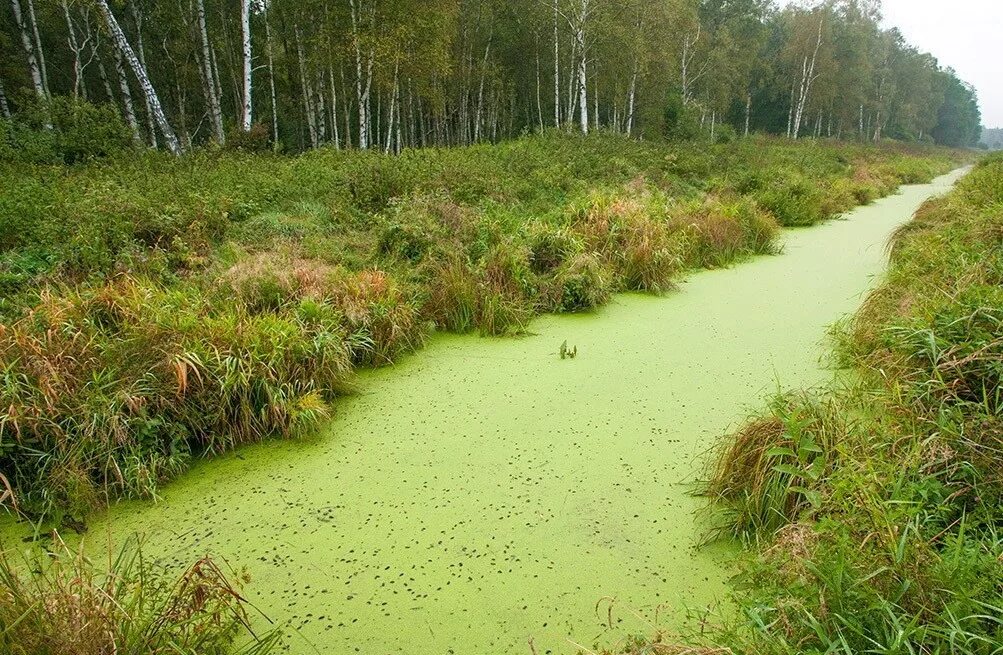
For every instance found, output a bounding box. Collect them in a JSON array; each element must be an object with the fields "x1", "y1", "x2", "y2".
[{"x1": 0, "y1": 170, "x2": 965, "y2": 653}]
